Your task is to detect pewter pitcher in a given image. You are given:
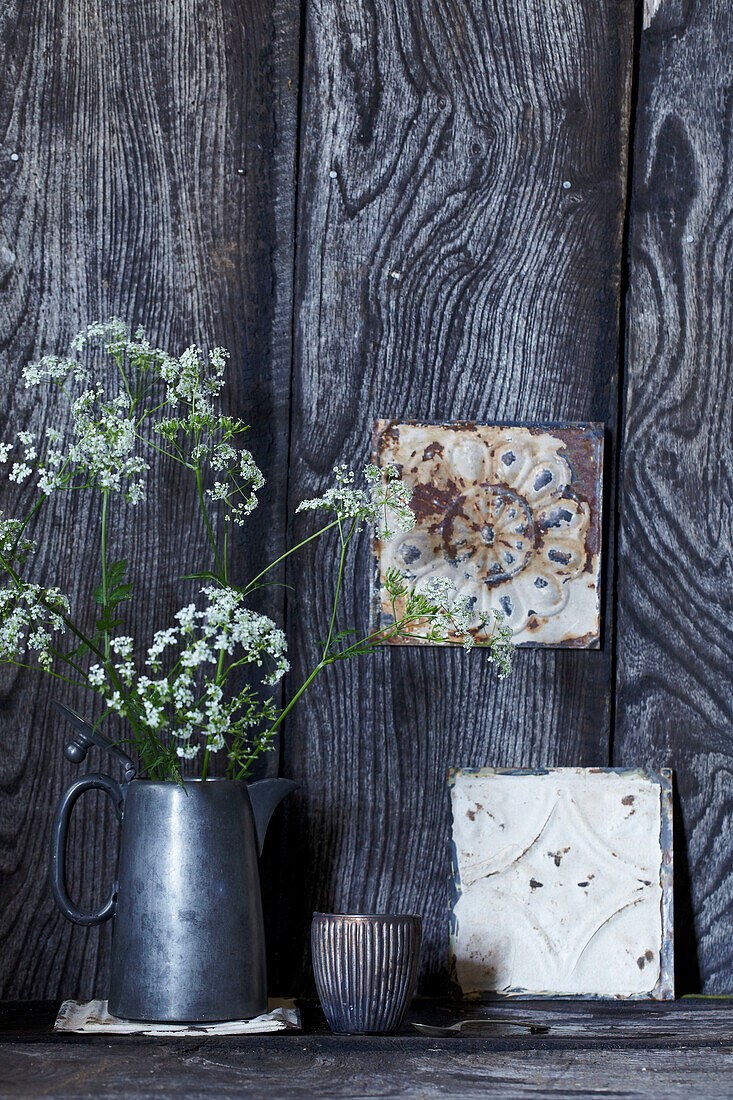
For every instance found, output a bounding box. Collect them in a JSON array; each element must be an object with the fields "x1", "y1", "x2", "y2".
[{"x1": 49, "y1": 703, "x2": 295, "y2": 1022}]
